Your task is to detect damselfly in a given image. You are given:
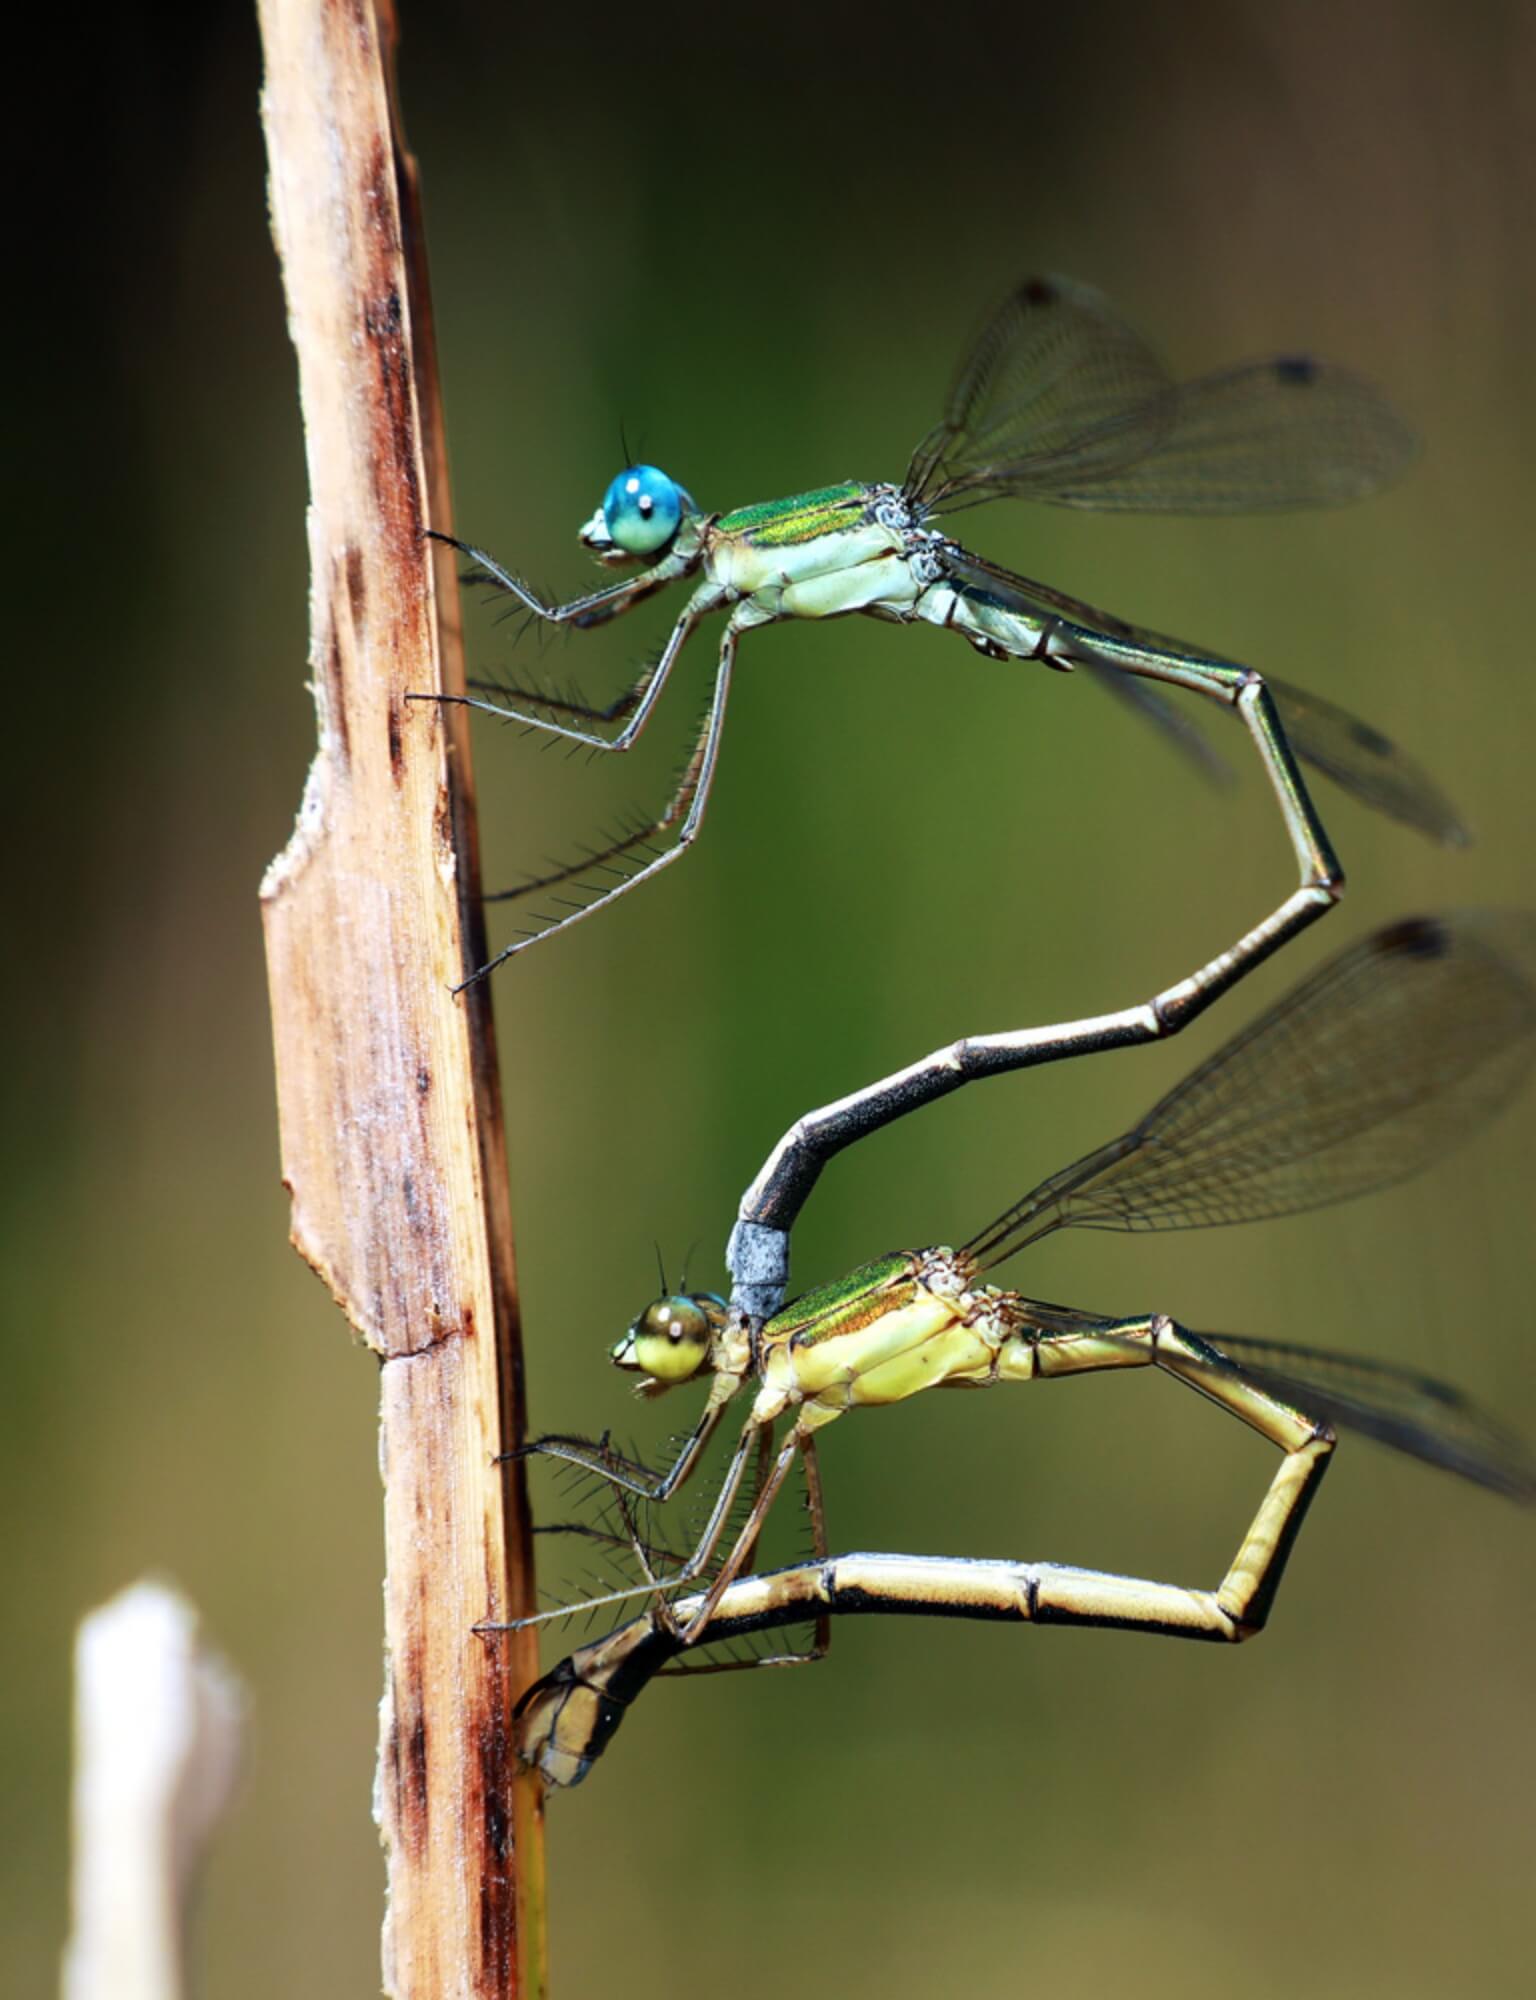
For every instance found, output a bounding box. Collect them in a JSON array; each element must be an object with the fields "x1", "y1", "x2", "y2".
[
  {"x1": 425, "y1": 274, "x2": 1461, "y2": 1008},
  {"x1": 512, "y1": 913, "x2": 1535, "y2": 1664}
]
